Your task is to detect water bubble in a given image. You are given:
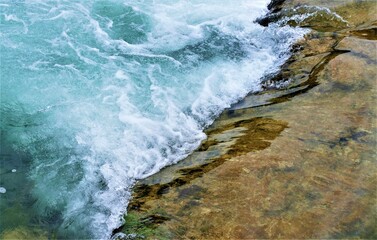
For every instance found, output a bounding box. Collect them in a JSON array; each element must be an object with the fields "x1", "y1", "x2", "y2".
[
  {"x1": 12, "y1": 169, "x2": 17, "y2": 173},
  {"x1": 0, "y1": 187, "x2": 6, "y2": 194}
]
